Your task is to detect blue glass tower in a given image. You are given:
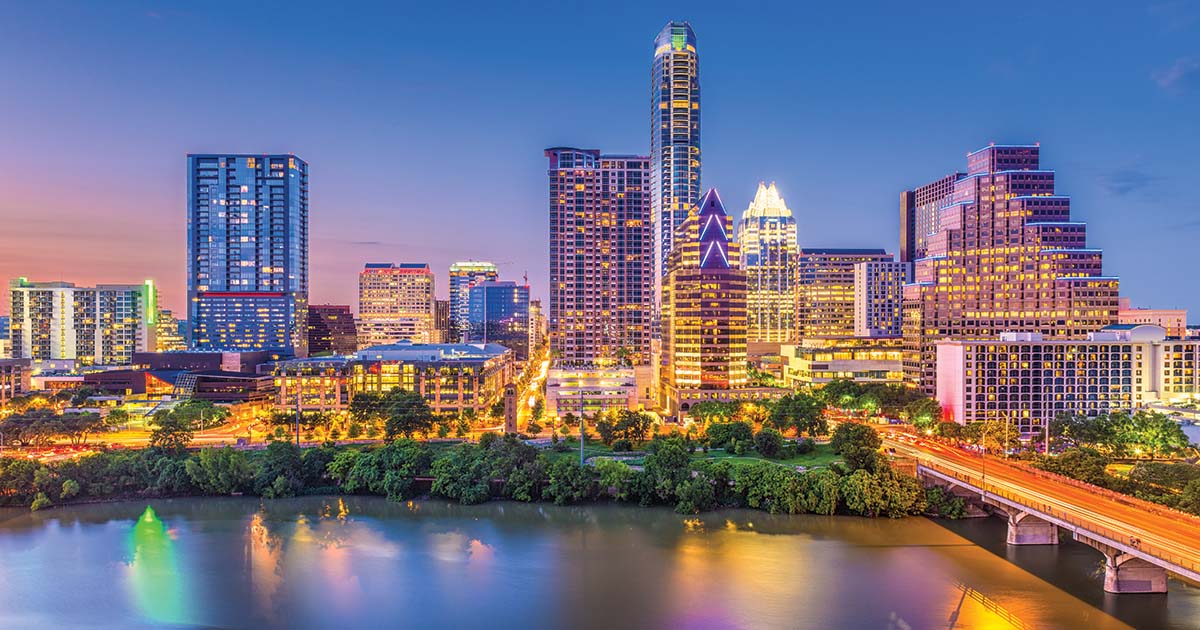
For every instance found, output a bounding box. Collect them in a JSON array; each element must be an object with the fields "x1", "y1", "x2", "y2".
[
  {"x1": 187, "y1": 154, "x2": 308, "y2": 356},
  {"x1": 467, "y1": 281, "x2": 530, "y2": 359}
]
